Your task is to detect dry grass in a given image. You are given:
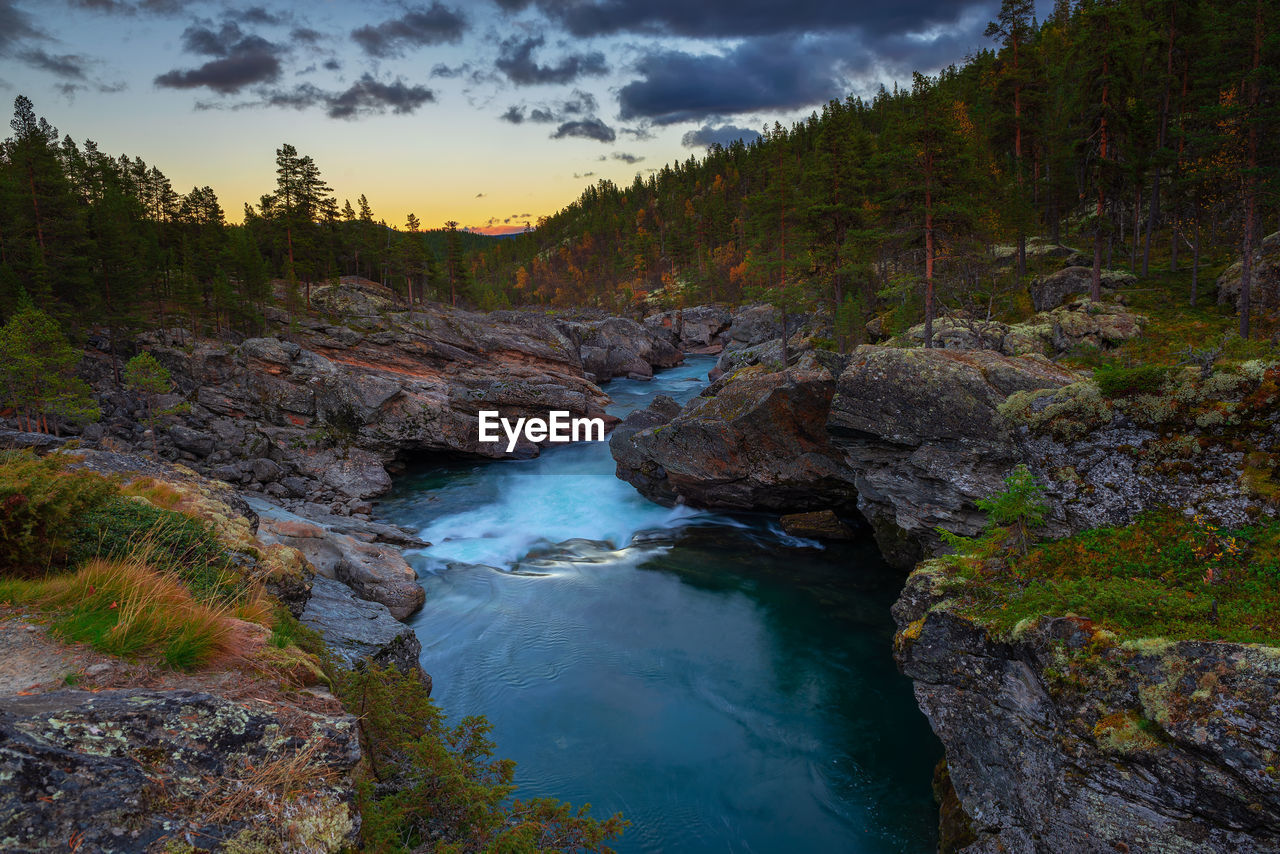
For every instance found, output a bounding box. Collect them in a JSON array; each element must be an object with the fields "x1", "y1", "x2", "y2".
[
  {"x1": 202, "y1": 736, "x2": 339, "y2": 826},
  {"x1": 1, "y1": 552, "x2": 260, "y2": 671}
]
